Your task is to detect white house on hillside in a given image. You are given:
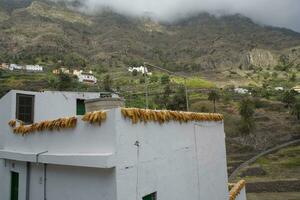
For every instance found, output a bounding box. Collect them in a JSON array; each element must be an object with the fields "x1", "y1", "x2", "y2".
[
  {"x1": 128, "y1": 66, "x2": 152, "y2": 76},
  {"x1": 0, "y1": 90, "x2": 246, "y2": 200},
  {"x1": 9, "y1": 64, "x2": 23, "y2": 71},
  {"x1": 73, "y1": 70, "x2": 97, "y2": 84},
  {"x1": 8, "y1": 64, "x2": 44, "y2": 72},
  {"x1": 24, "y1": 65, "x2": 43, "y2": 72}
]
